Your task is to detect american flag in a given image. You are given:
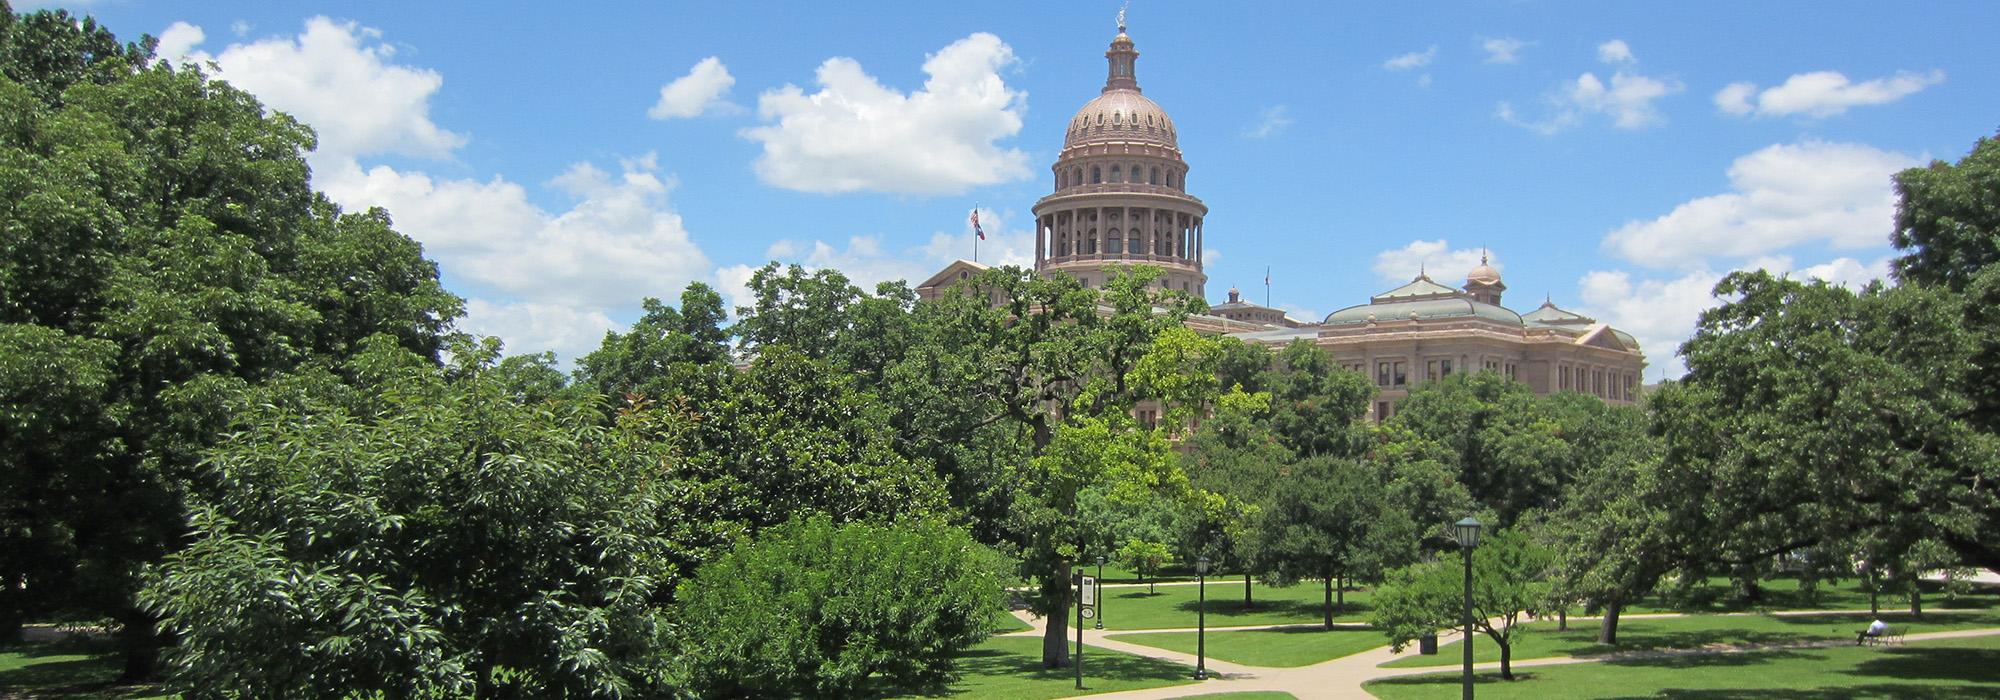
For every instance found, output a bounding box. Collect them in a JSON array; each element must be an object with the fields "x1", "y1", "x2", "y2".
[{"x1": 970, "y1": 209, "x2": 985, "y2": 240}]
